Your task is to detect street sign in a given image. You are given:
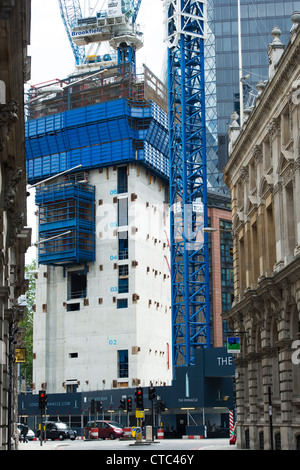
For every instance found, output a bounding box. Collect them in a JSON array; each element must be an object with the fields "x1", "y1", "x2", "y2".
[
  {"x1": 227, "y1": 337, "x2": 241, "y2": 354},
  {"x1": 135, "y1": 427, "x2": 142, "y2": 442},
  {"x1": 136, "y1": 410, "x2": 144, "y2": 419},
  {"x1": 15, "y1": 348, "x2": 26, "y2": 363}
]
